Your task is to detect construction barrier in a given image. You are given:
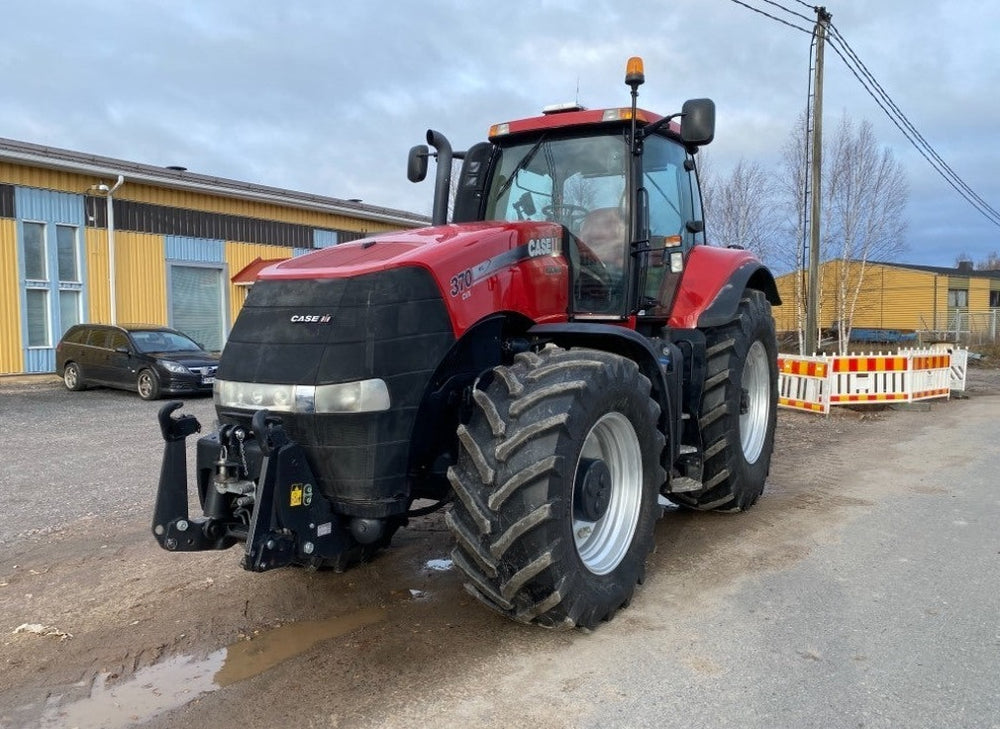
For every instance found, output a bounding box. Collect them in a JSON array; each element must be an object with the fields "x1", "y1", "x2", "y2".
[
  {"x1": 777, "y1": 356, "x2": 830, "y2": 414},
  {"x1": 902, "y1": 344, "x2": 968, "y2": 393},
  {"x1": 777, "y1": 348, "x2": 967, "y2": 414},
  {"x1": 829, "y1": 354, "x2": 910, "y2": 404}
]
